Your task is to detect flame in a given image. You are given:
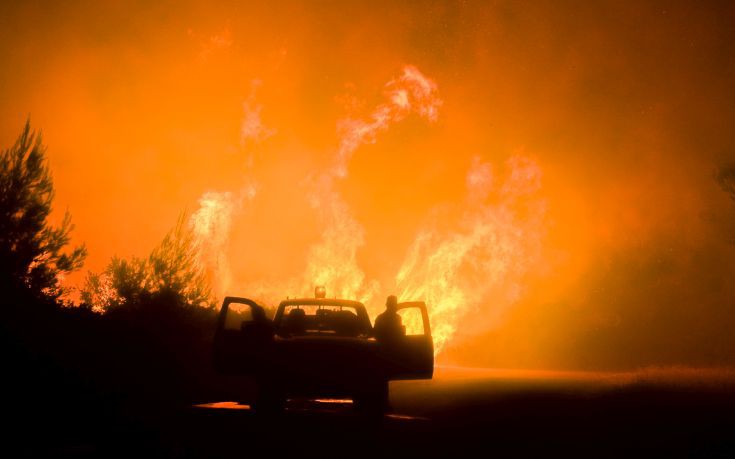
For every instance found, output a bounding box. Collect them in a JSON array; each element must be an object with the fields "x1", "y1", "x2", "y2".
[
  {"x1": 186, "y1": 65, "x2": 545, "y2": 358},
  {"x1": 302, "y1": 175, "x2": 378, "y2": 304},
  {"x1": 190, "y1": 186, "x2": 255, "y2": 297},
  {"x1": 396, "y1": 155, "x2": 545, "y2": 354},
  {"x1": 189, "y1": 81, "x2": 268, "y2": 299},
  {"x1": 302, "y1": 65, "x2": 442, "y2": 304},
  {"x1": 200, "y1": 65, "x2": 442, "y2": 306}
]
